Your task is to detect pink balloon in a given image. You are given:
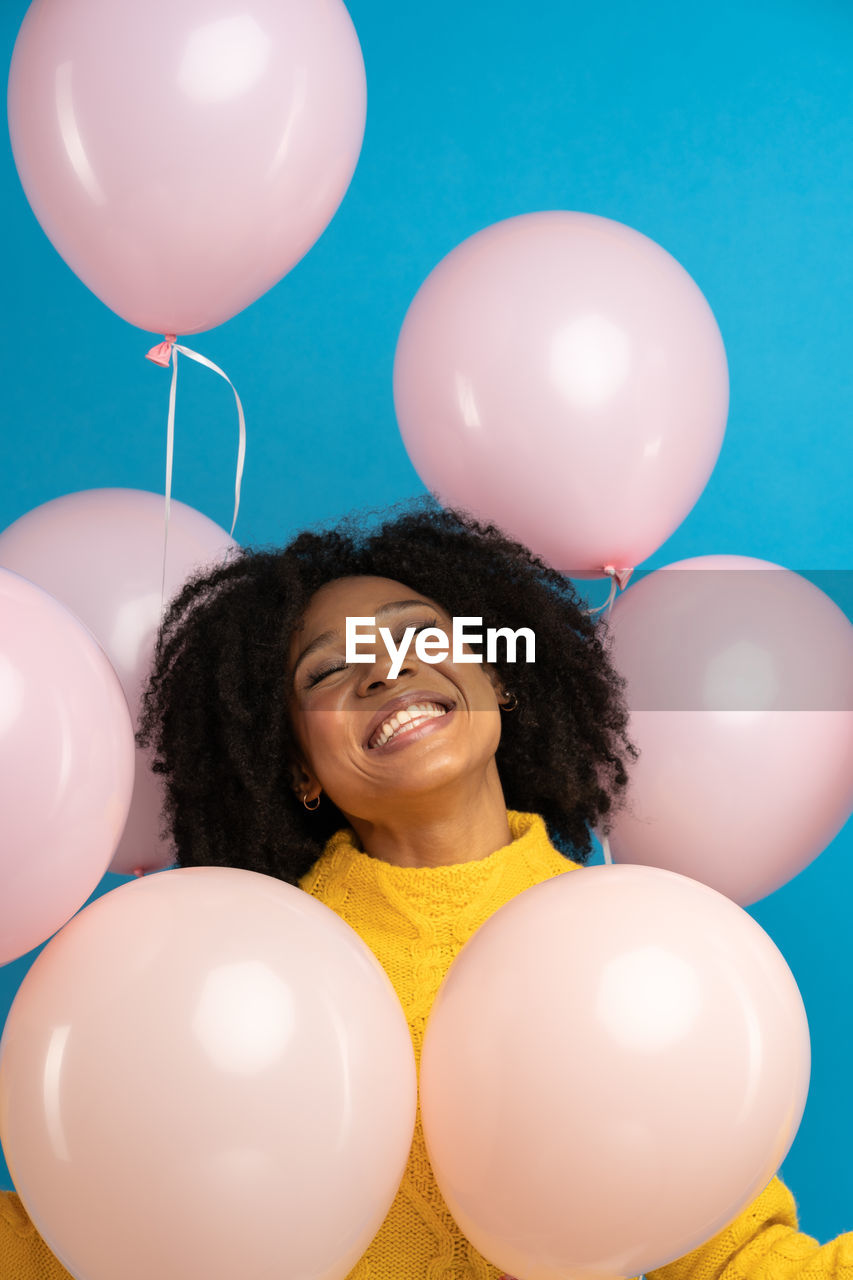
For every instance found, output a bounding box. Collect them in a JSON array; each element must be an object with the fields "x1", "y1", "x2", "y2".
[
  {"x1": 393, "y1": 212, "x2": 729, "y2": 577},
  {"x1": 0, "y1": 568, "x2": 134, "y2": 965},
  {"x1": 8, "y1": 0, "x2": 366, "y2": 335},
  {"x1": 0, "y1": 866, "x2": 417, "y2": 1280},
  {"x1": 420, "y1": 864, "x2": 810, "y2": 1280},
  {"x1": 0, "y1": 489, "x2": 237, "y2": 875},
  {"x1": 604, "y1": 555, "x2": 853, "y2": 905}
]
